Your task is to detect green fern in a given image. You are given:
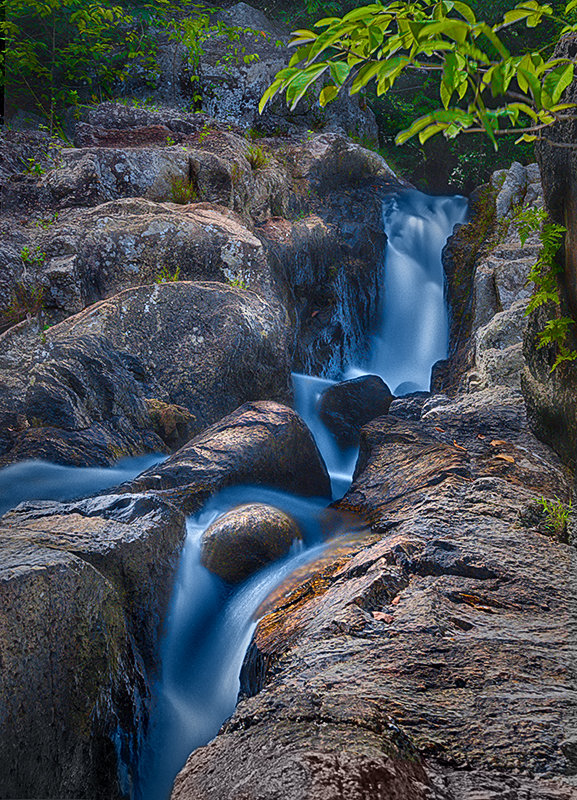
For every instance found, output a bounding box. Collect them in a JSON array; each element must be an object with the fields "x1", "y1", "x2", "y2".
[{"x1": 516, "y1": 206, "x2": 576, "y2": 373}]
